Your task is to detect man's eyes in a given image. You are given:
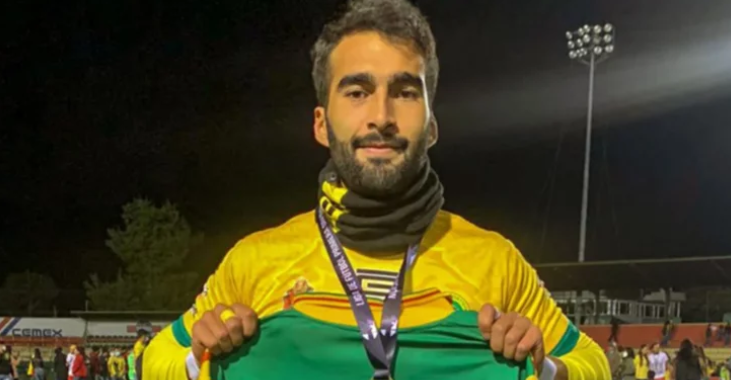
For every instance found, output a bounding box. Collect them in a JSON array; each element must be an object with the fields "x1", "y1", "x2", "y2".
[
  {"x1": 344, "y1": 89, "x2": 421, "y2": 100},
  {"x1": 397, "y1": 90, "x2": 420, "y2": 100},
  {"x1": 345, "y1": 90, "x2": 368, "y2": 99}
]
